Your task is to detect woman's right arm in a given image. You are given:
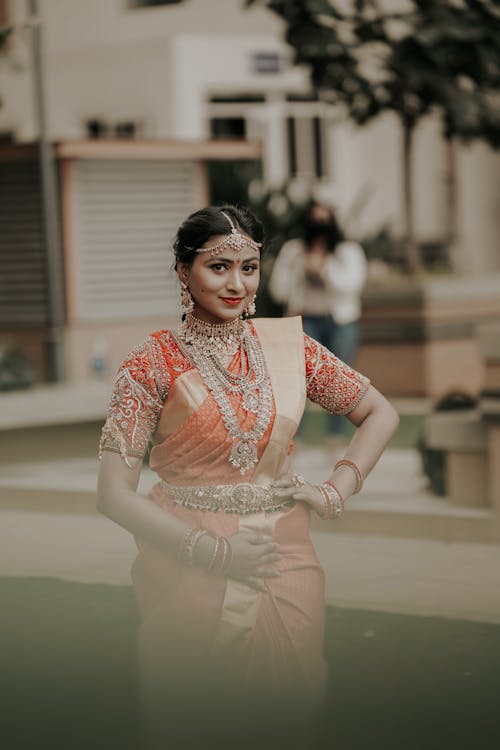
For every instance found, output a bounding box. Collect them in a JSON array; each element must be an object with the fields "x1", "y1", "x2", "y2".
[
  {"x1": 97, "y1": 451, "x2": 282, "y2": 590},
  {"x1": 97, "y1": 450, "x2": 192, "y2": 553}
]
